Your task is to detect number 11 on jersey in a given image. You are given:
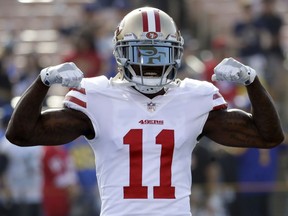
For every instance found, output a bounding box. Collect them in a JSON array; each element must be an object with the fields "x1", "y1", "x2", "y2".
[{"x1": 123, "y1": 129, "x2": 175, "y2": 199}]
